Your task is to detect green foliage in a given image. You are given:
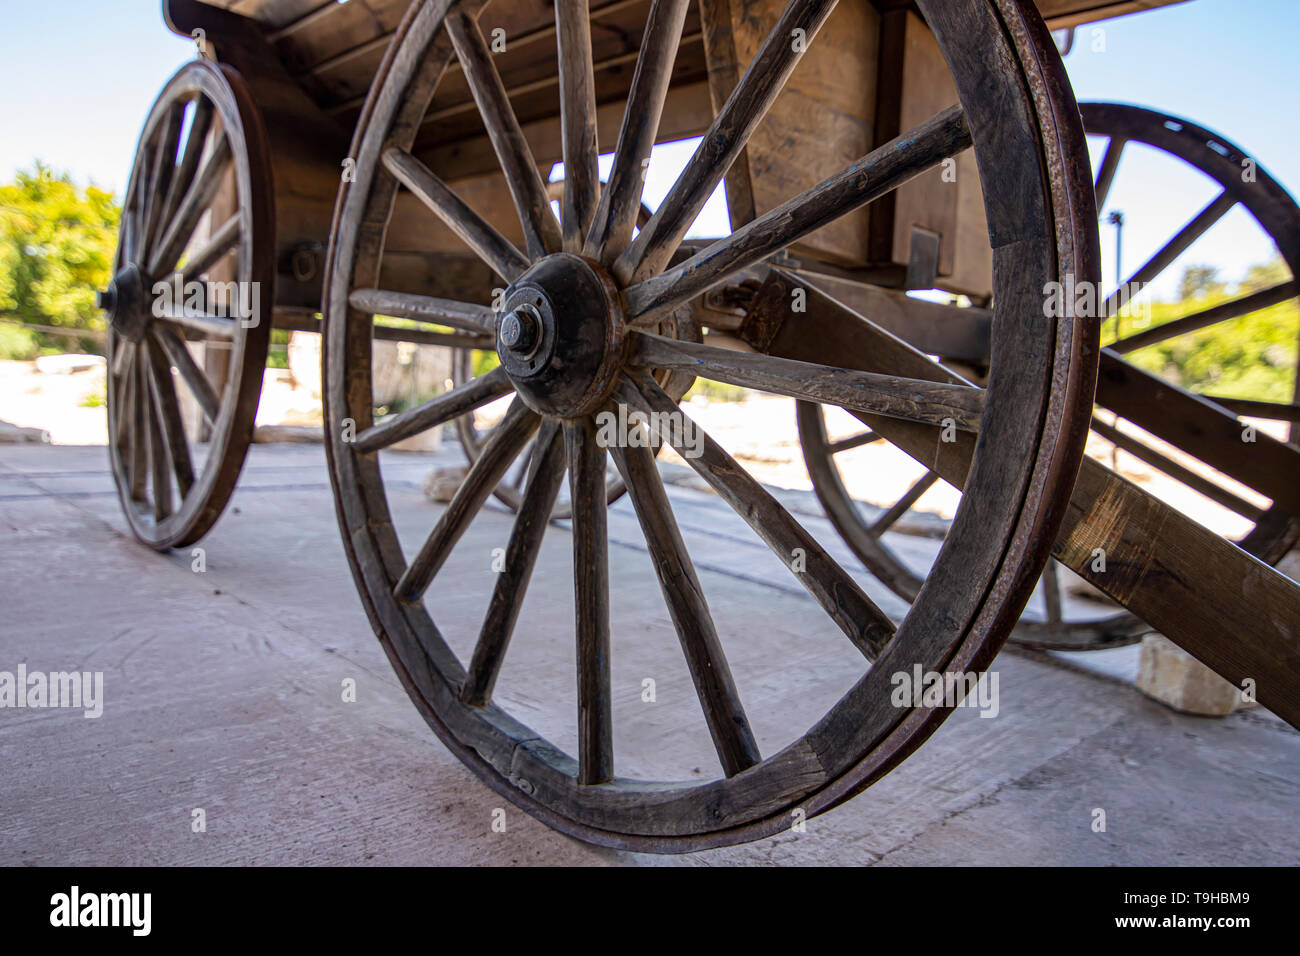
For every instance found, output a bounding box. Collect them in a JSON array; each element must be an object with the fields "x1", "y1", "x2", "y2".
[
  {"x1": 683, "y1": 378, "x2": 751, "y2": 403},
  {"x1": 0, "y1": 163, "x2": 120, "y2": 358},
  {"x1": 1116, "y1": 257, "x2": 1299, "y2": 403},
  {"x1": 0, "y1": 321, "x2": 40, "y2": 360}
]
